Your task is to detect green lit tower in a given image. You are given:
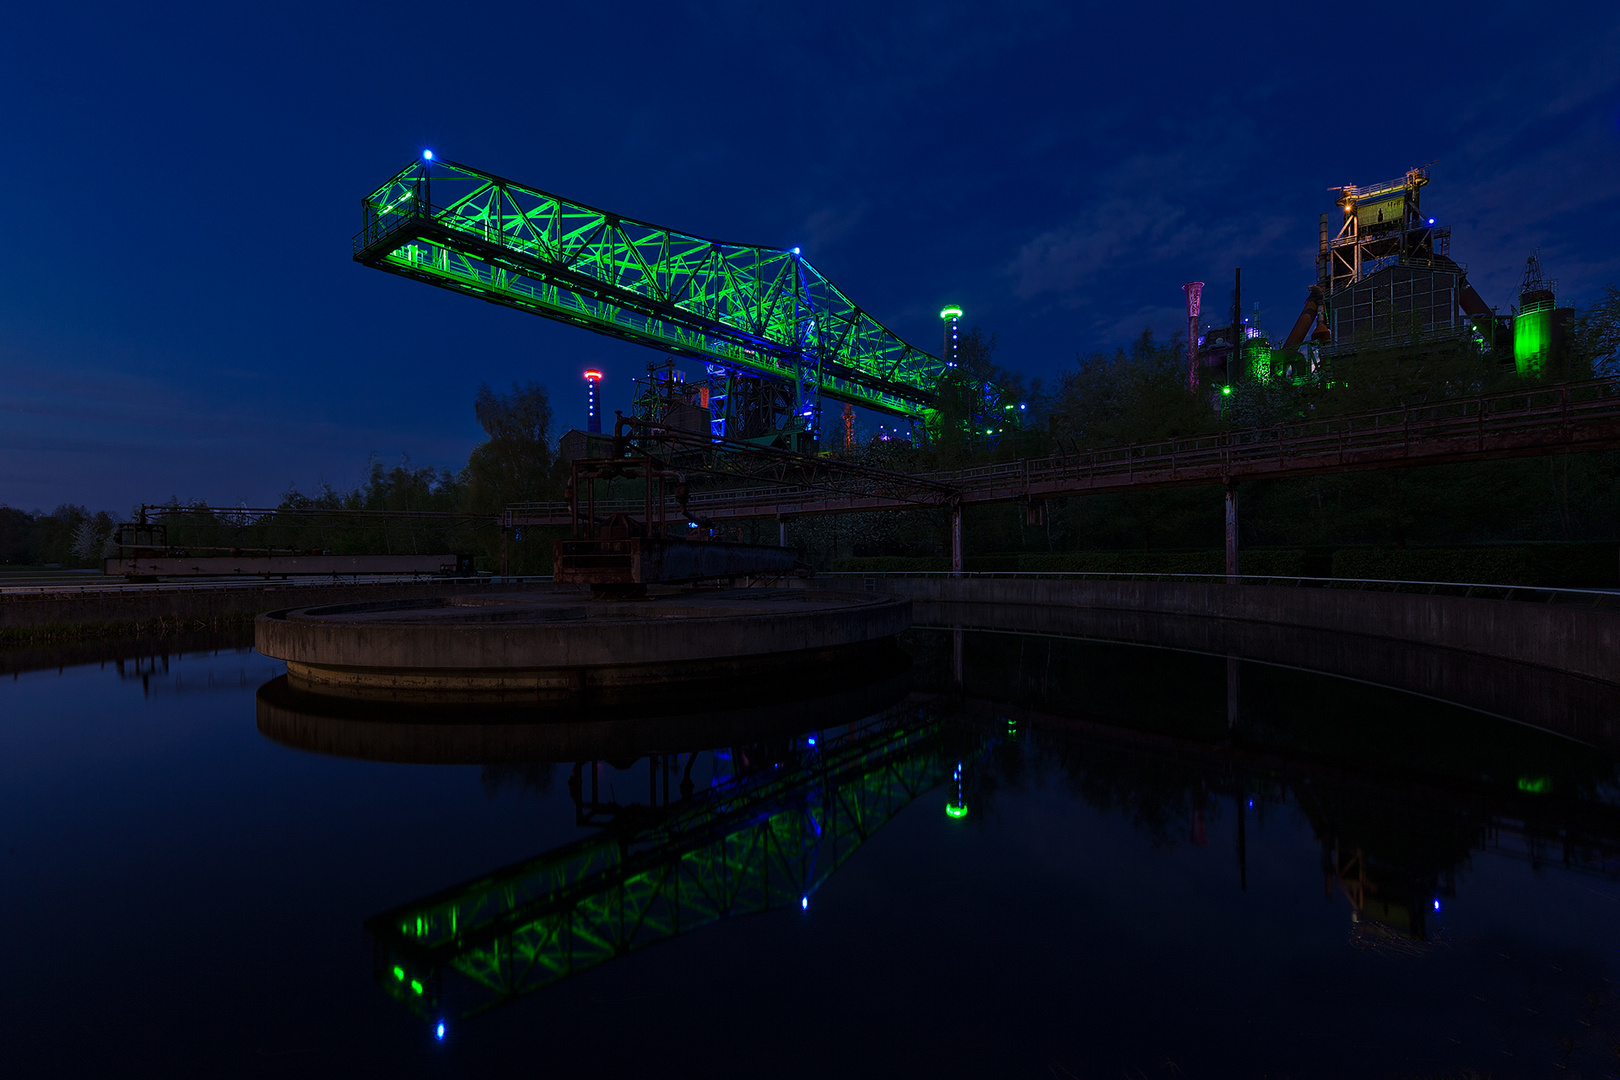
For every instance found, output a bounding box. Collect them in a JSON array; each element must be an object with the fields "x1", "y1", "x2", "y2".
[
  {"x1": 940, "y1": 305, "x2": 962, "y2": 368},
  {"x1": 1513, "y1": 252, "x2": 1556, "y2": 378}
]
